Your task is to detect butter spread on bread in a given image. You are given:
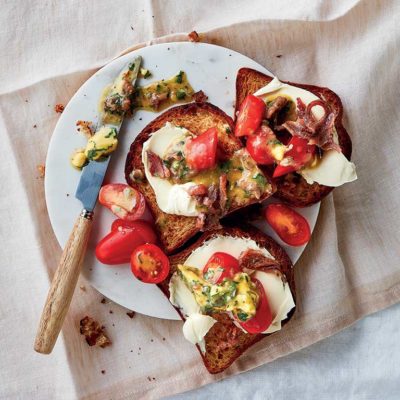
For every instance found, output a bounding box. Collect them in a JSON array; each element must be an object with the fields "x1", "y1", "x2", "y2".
[{"x1": 169, "y1": 235, "x2": 295, "y2": 350}]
